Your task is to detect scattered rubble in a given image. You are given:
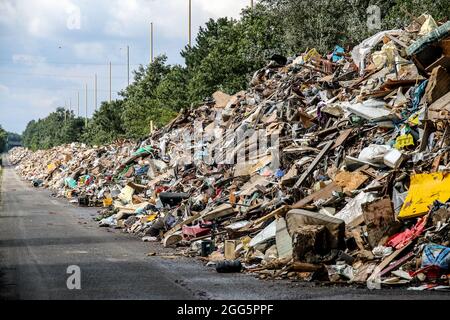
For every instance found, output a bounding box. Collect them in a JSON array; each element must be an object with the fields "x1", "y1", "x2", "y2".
[{"x1": 9, "y1": 14, "x2": 450, "y2": 291}]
